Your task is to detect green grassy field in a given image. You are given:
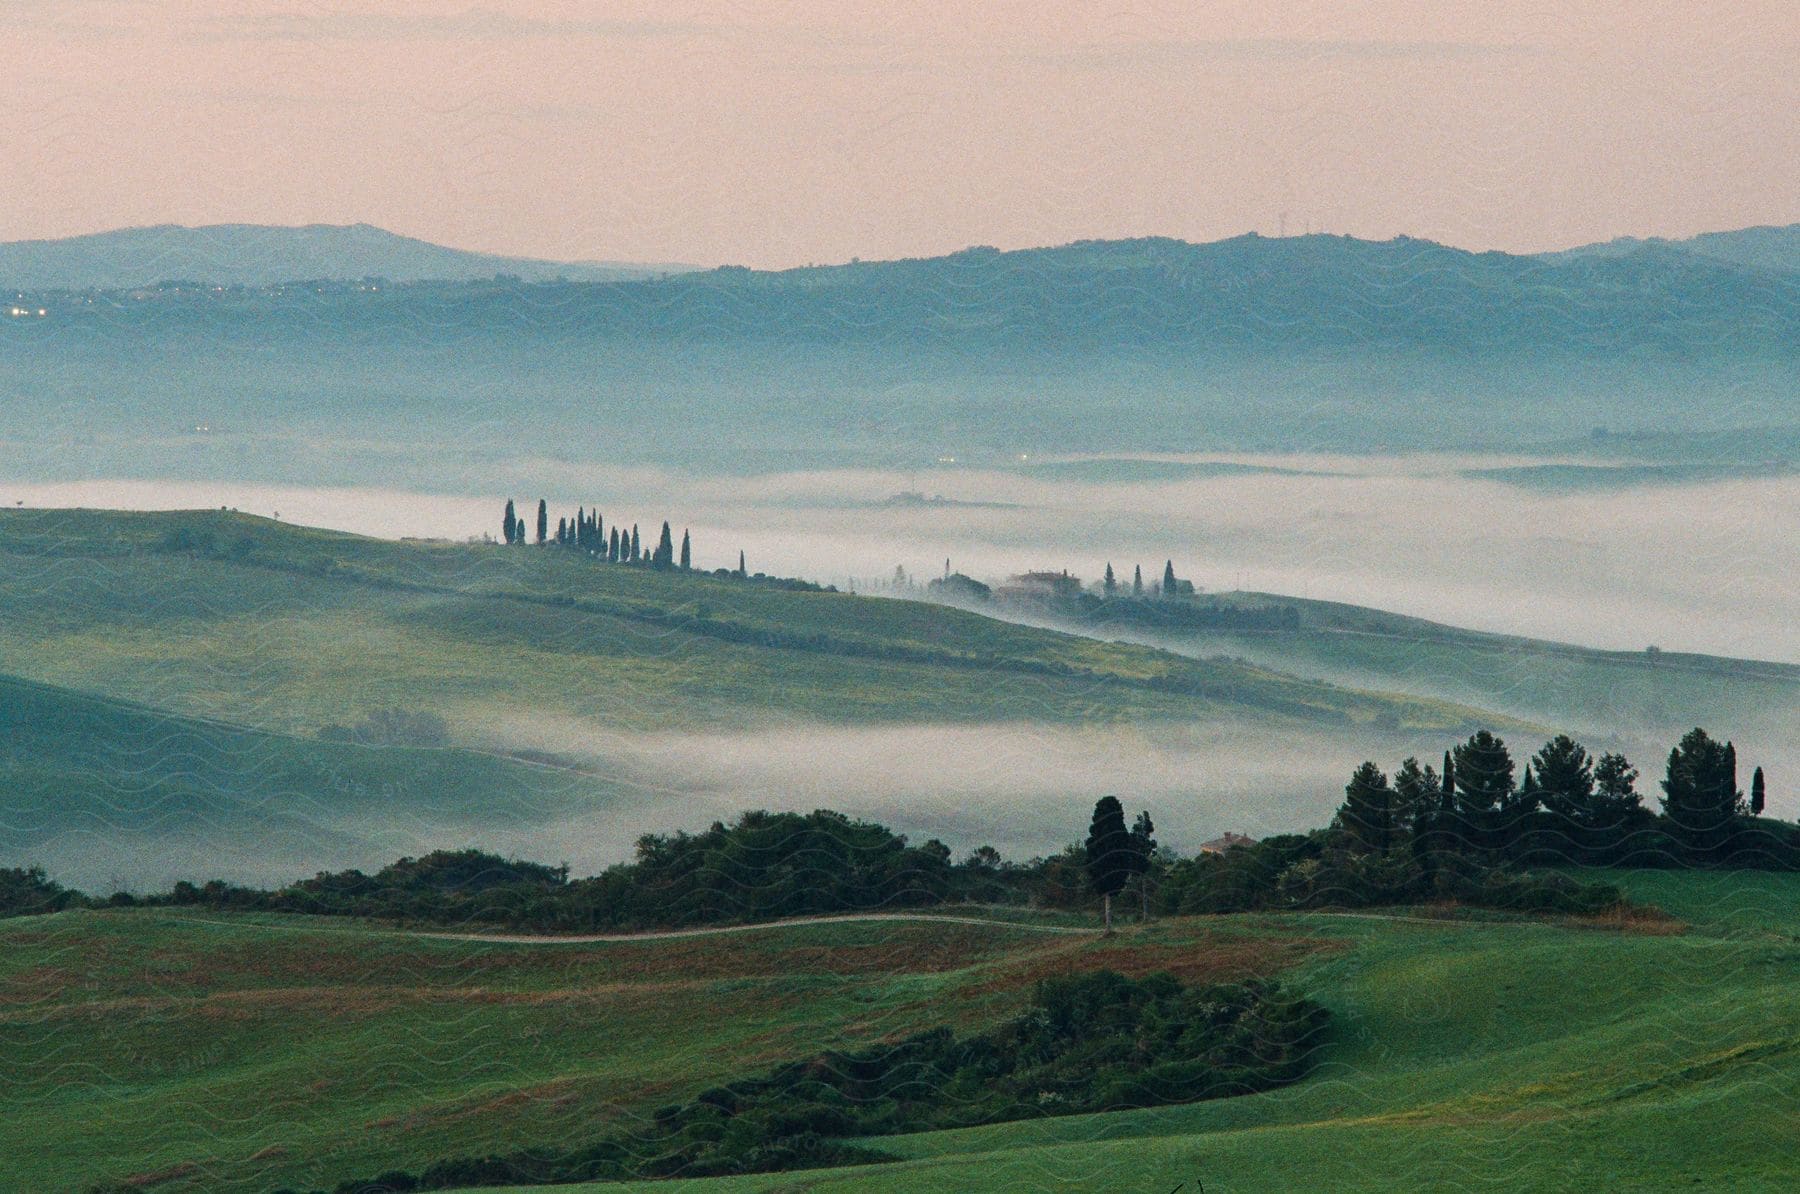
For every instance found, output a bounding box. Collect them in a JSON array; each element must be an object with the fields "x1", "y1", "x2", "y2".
[
  {"x1": 0, "y1": 509, "x2": 1492, "y2": 737},
  {"x1": 5, "y1": 869, "x2": 1795, "y2": 1192}
]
